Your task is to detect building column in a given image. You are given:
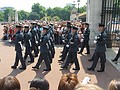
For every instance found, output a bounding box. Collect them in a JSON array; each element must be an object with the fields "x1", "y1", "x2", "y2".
[{"x1": 86, "y1": 0, "x2": 103, "y2": 46}]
